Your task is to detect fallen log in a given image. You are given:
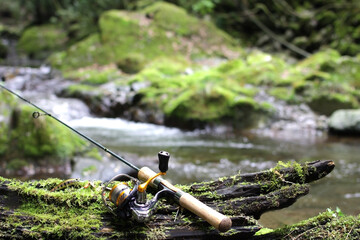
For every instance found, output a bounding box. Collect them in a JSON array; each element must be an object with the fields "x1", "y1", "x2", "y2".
[{"x1": 0, "y1": 160, "x2": 334, "y2": 239}]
